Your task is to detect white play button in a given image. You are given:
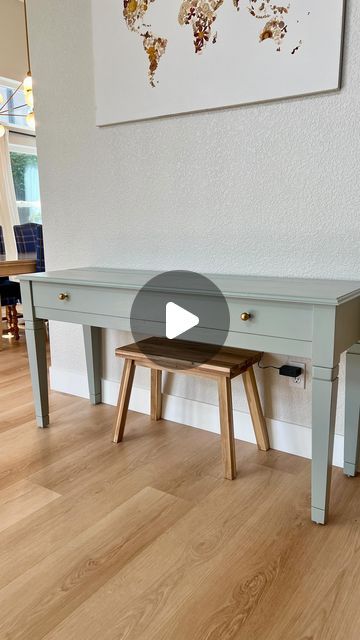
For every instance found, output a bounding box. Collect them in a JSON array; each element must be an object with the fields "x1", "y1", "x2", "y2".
[{"x1": 166, "y1": 302, "x2": 199, "y2": 340}]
